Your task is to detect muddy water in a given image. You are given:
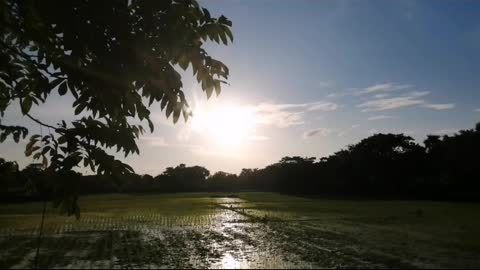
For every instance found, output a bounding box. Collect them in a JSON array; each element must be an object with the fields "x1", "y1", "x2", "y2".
[{"x1": 0, "y1": 197, "x2": 417, "y2": 269}]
